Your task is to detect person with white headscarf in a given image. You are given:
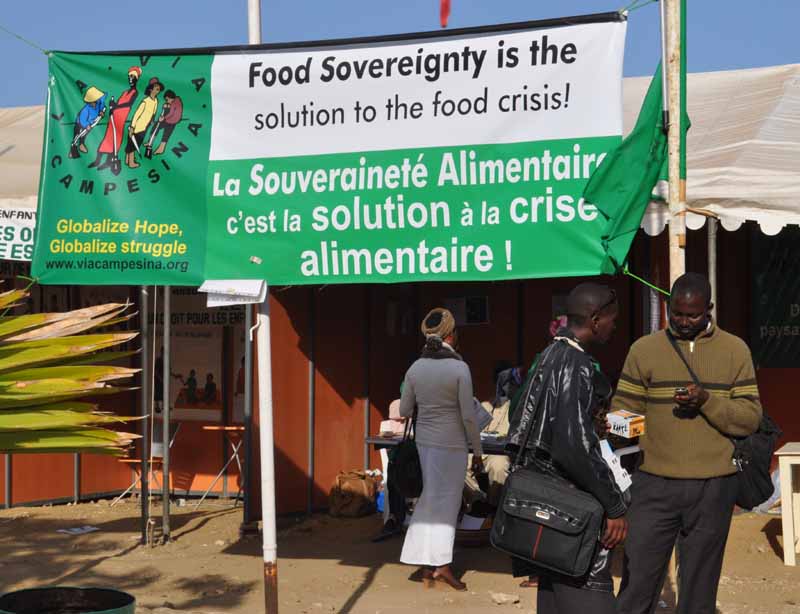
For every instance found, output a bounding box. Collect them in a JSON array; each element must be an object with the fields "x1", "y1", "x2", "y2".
[{"x1": 398, "y1": 307, "x2": 483, "y2": 591}]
